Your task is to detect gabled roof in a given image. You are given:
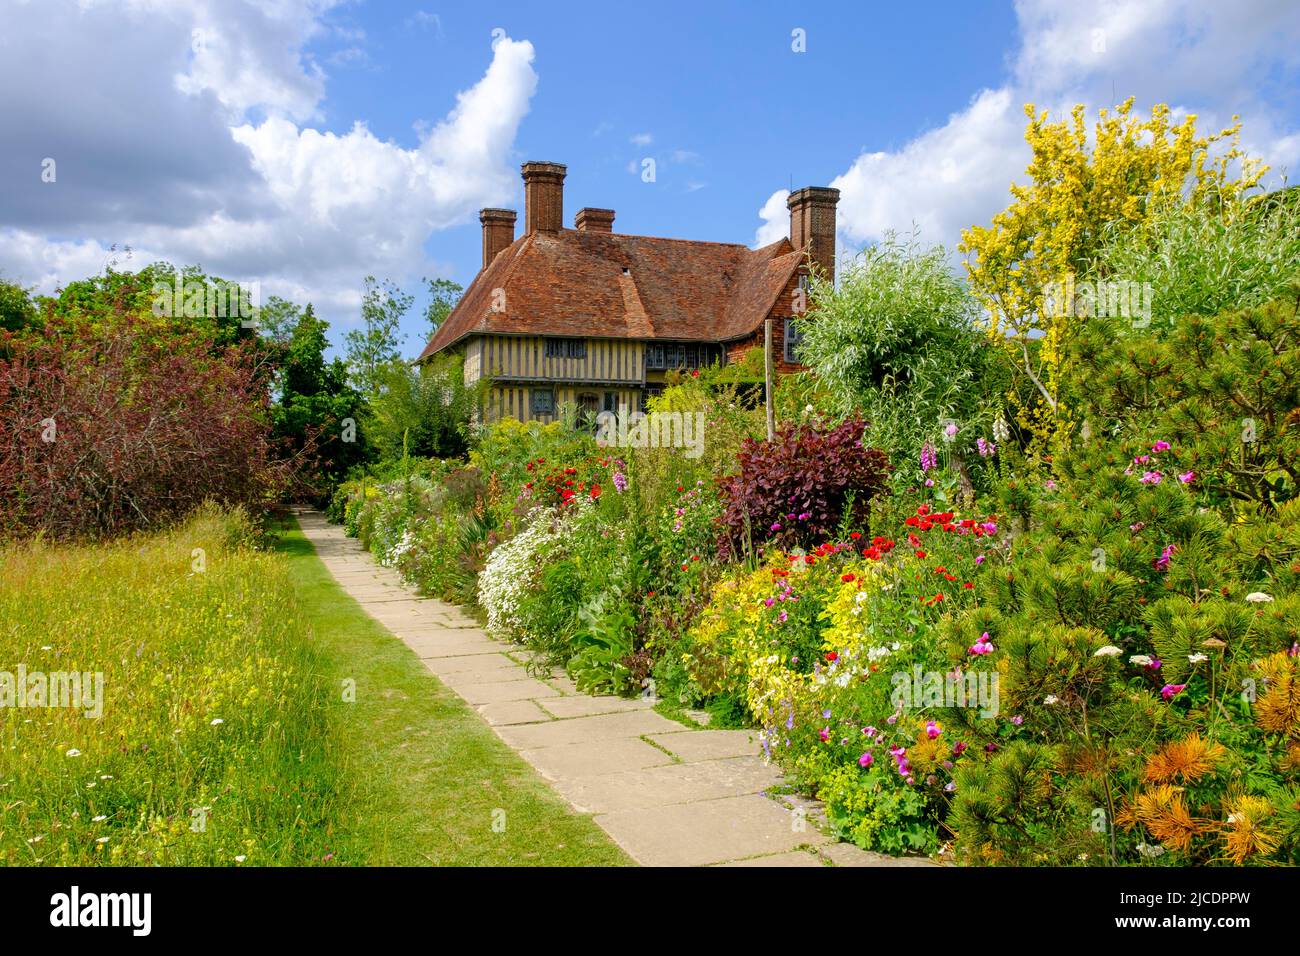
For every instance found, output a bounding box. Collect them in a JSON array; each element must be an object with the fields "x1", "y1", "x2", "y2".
[{"x1": 418, "y1": 229, "x2": 803, "y2": 361}]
